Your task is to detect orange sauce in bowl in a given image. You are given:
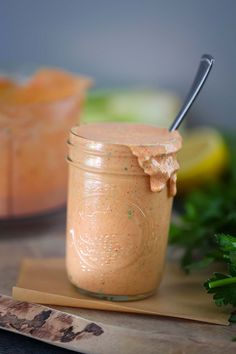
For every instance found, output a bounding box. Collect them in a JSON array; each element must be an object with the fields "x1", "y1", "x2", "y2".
[{"x1": 0, "y1": 68, "x2": 91, "y2": 218}]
